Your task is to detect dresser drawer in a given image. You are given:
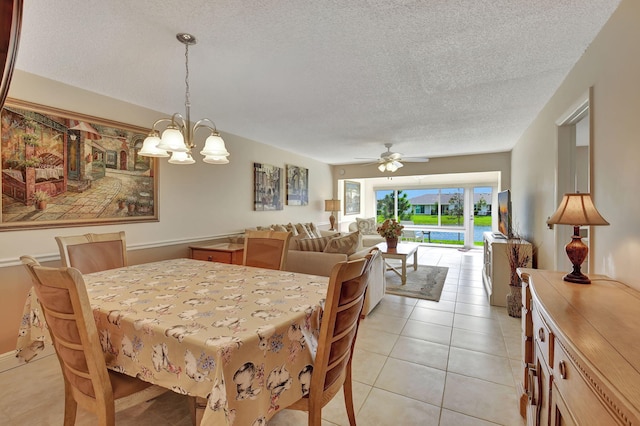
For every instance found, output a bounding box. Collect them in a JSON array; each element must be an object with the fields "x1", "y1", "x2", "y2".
[
  {"x1": 191, "y1": 249, "x2": 233, "y2": 263},
  {"x1": 532, "y1": 304, "x2": 553, "y2": 368},
  {"x1": 553, "y1": 342, "x2": 618, "y2": 425}
]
